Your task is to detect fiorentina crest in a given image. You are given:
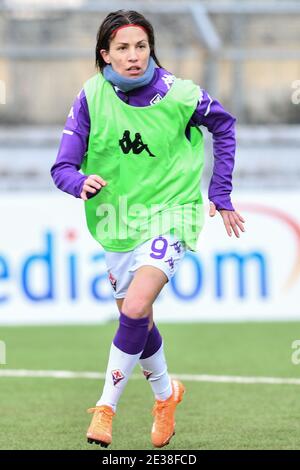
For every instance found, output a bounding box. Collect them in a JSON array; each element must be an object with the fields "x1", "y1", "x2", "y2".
[
  {"x1": 143, "y1": 369, "x2": 153, "y2": 380},
  {"x1": 111, "y1": 369, "x2": 125, "y2": 386},
  {"x1": 108, "y1": 272, "x2": 117, "y2": 291}
]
